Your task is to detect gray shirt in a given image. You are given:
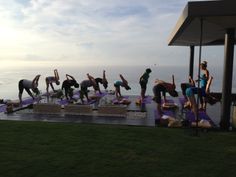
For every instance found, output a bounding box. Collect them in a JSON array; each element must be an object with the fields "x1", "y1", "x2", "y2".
[{"x1": 80, "y1": 80, "x2": 93, "y2": 88}]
